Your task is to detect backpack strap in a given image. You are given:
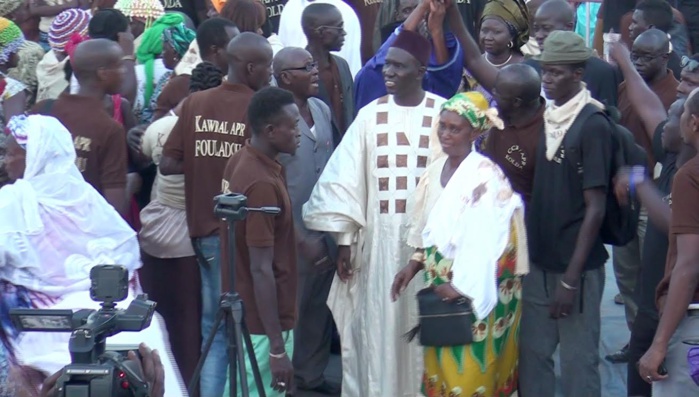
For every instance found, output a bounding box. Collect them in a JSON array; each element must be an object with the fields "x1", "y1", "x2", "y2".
[{"x1": 563, "y1": 103, "x2": 604, "y2": 172}]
